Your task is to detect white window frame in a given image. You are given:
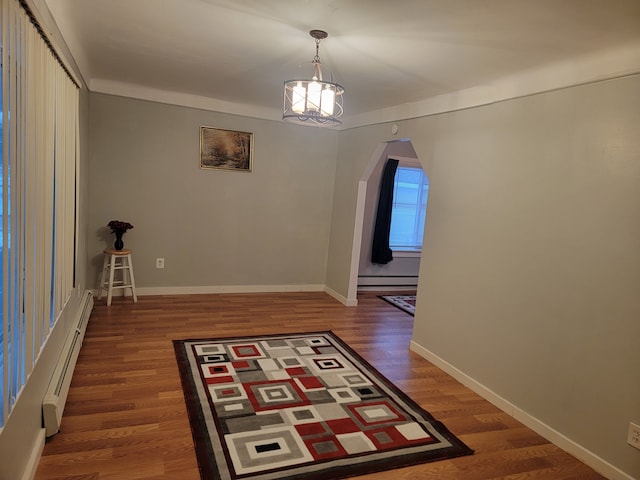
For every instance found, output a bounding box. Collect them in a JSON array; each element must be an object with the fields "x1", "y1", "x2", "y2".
[{"x1": 389, "y1": 157, "x2": 429, "y2": 256}]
